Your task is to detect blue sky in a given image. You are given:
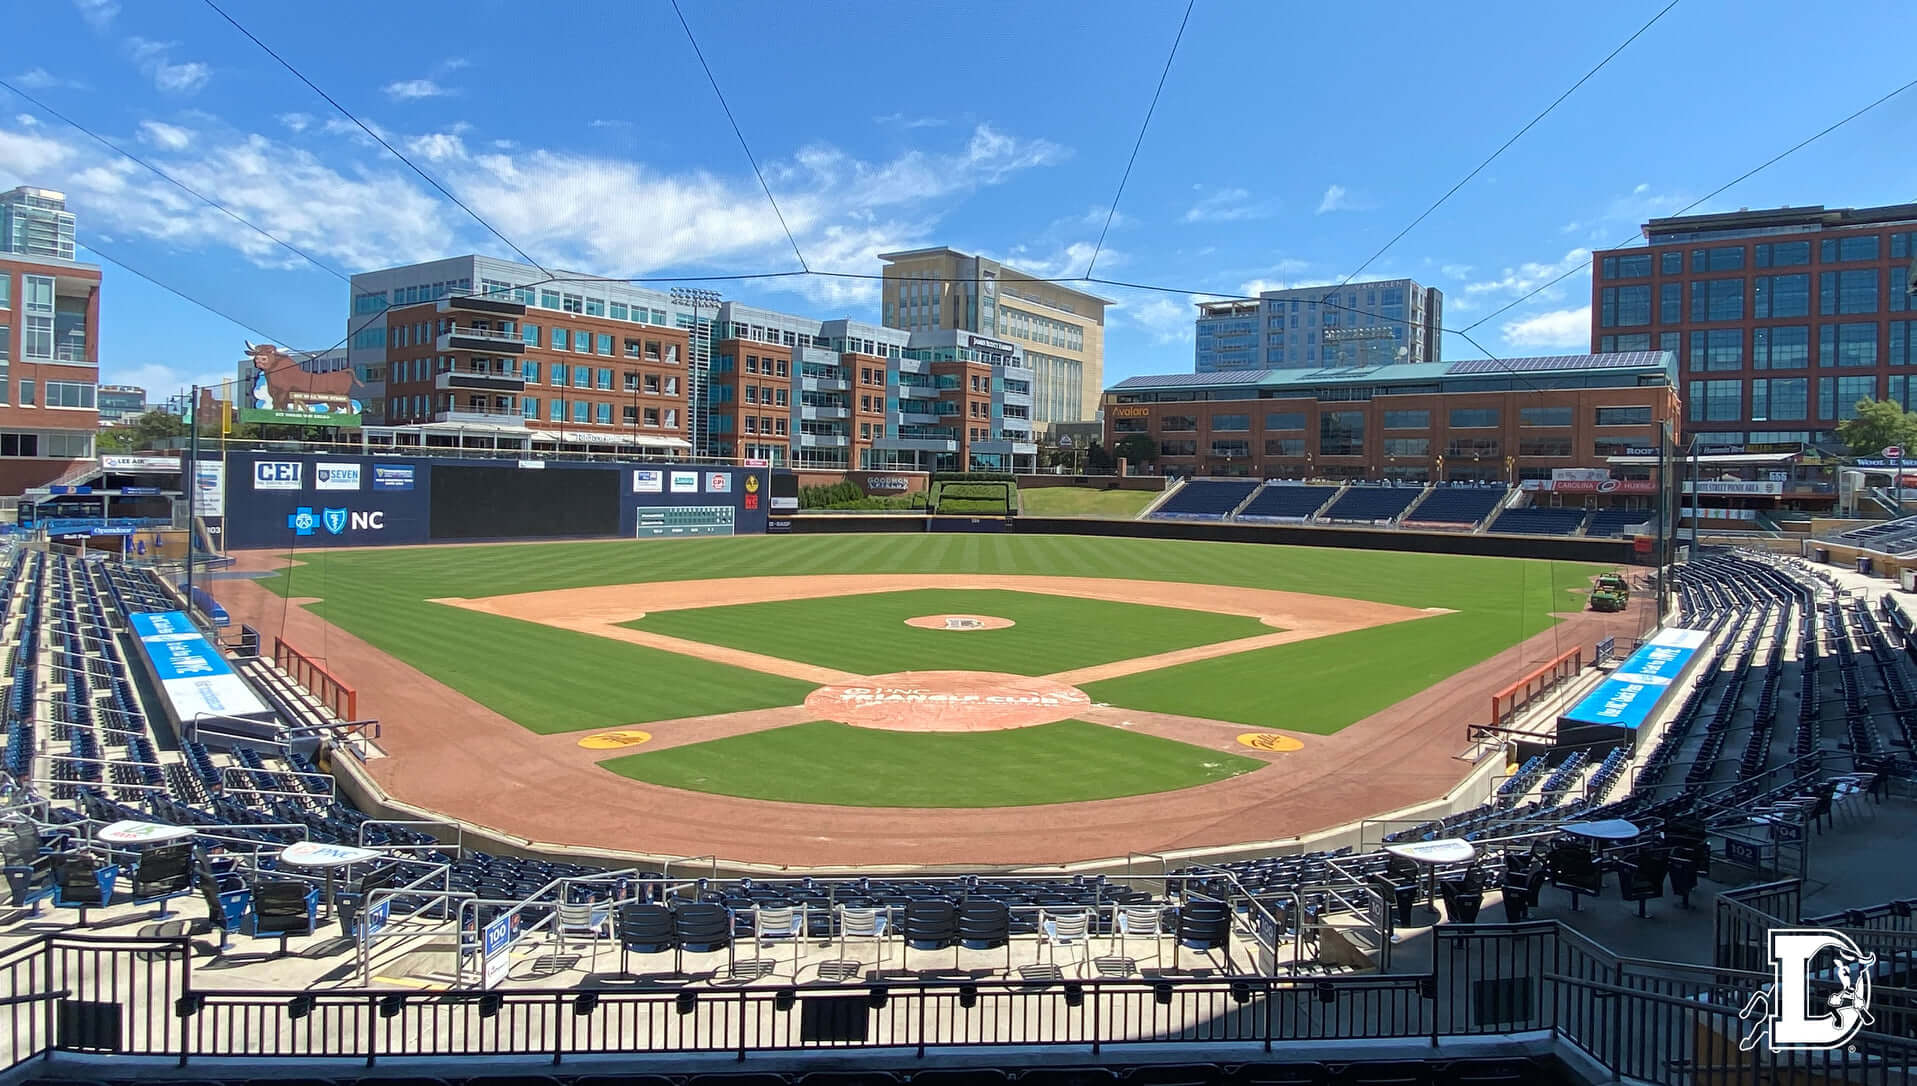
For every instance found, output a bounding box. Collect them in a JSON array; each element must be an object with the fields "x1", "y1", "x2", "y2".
[{"x1": 4, "y1": 0, "x2": 1916, "y2": 406}]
